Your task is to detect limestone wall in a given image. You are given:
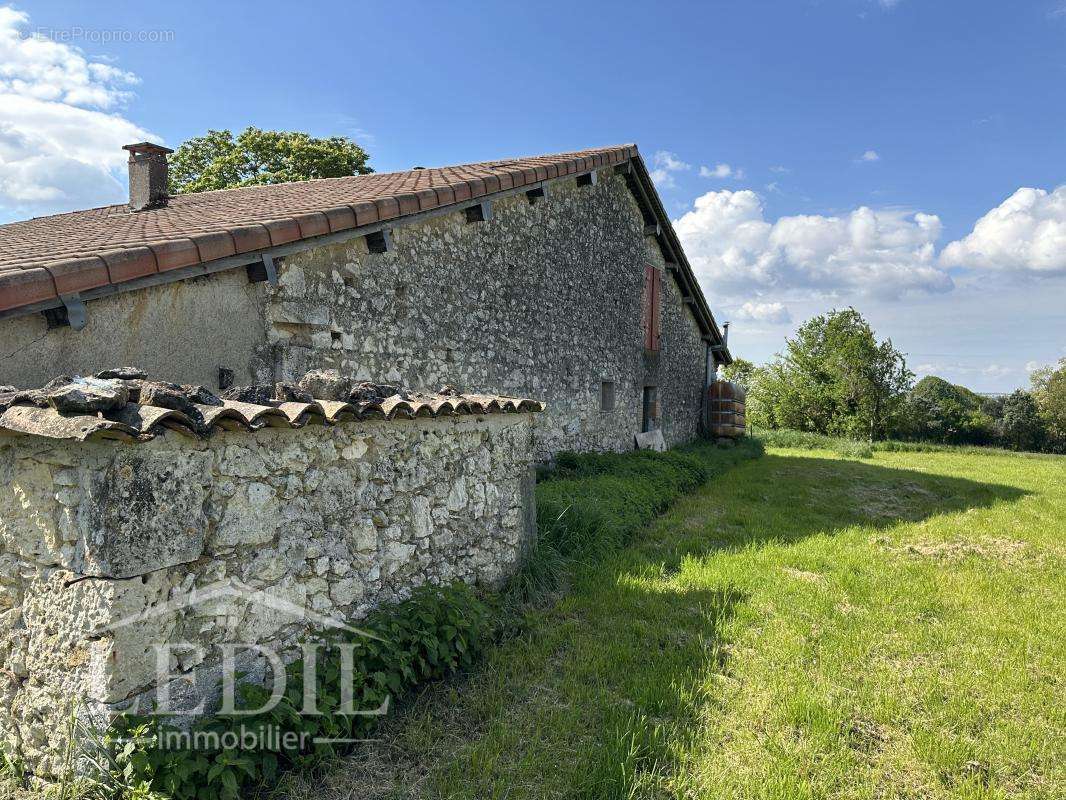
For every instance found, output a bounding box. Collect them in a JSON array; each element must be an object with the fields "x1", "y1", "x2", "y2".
[
  {"x1": 0, "y1": 412, "x2": 536, "y2": 777},
  {"x1": 262, "y1": 173, "x2": 709, "y2": 457}
]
